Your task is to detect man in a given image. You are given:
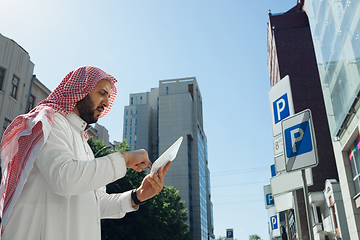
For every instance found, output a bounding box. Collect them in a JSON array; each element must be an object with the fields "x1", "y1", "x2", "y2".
[{"x1": 0, "y1": 66, "x2": 170, "y2": 240}]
